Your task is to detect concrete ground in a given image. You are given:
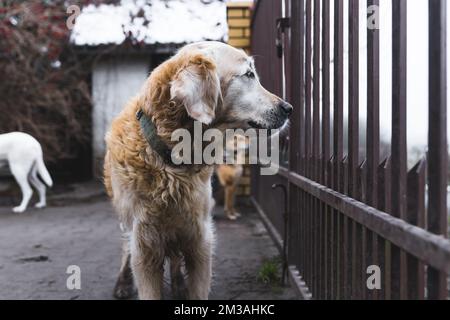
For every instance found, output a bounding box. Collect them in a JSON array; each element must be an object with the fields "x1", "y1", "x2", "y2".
[{"x1": 0, "y1": 184, "x2": 297, "y2": 300}]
